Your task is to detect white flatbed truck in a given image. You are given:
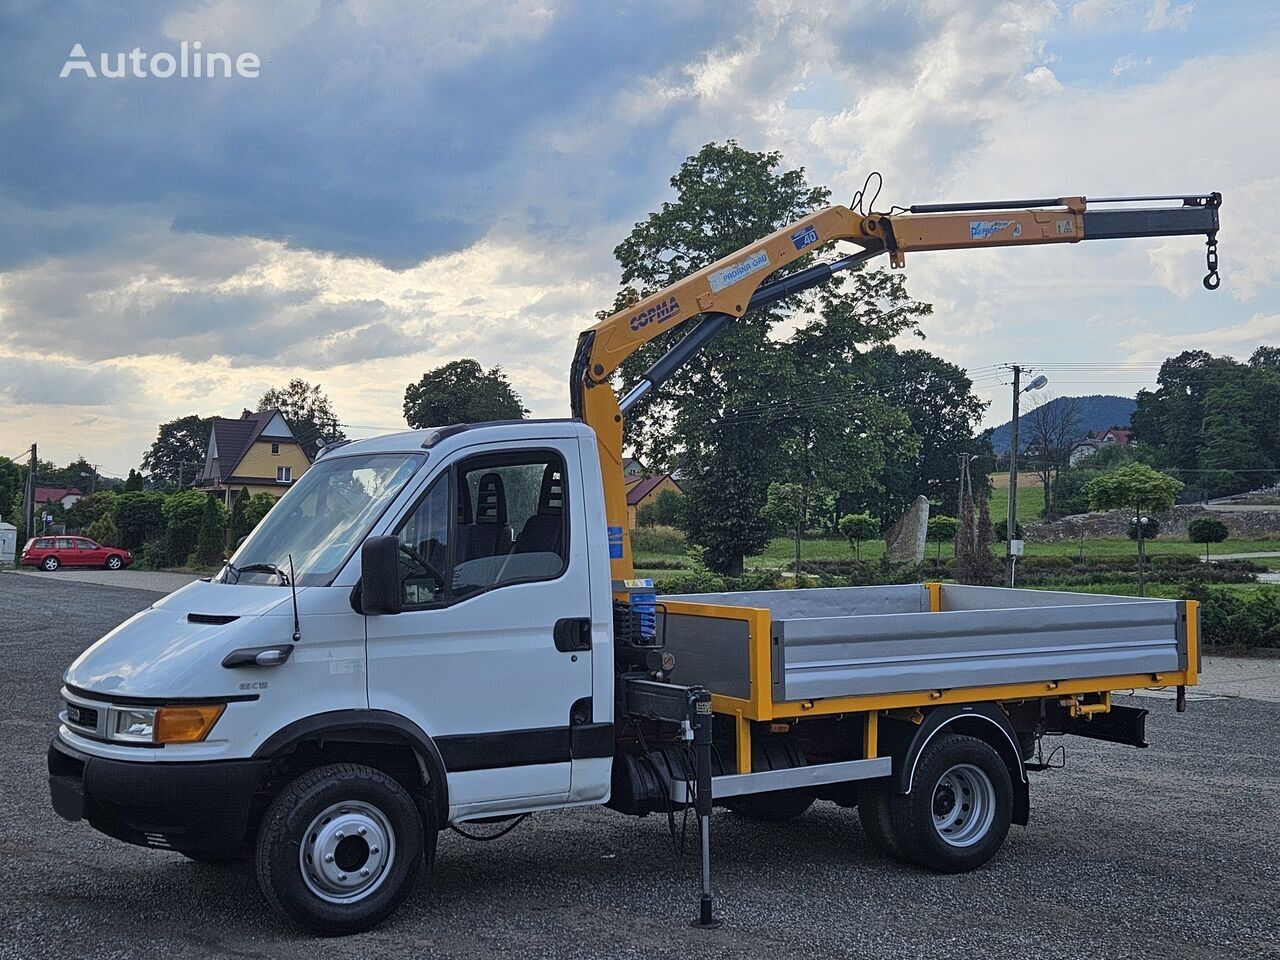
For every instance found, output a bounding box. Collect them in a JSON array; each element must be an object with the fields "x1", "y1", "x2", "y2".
[{"x1": 48, "y1": 189, "x2": 1218, "y2": 934}]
